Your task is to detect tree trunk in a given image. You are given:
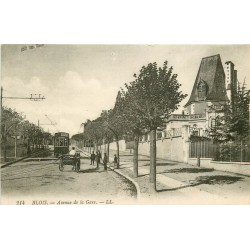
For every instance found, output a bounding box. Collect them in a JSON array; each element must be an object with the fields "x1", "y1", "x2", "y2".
[
  {"x1": 107, "y1": 142, "x2": 110, "y2": 162},
  {"x1": 14, "y1": 135, "x2": 17, "y2": 159},
  {"x1": 133, "y1": 134, "x2": 139, "y2": 177},
  {"x1": 149, "y1": 129, "x2": 156, "y2": 190},
  {"x1": 3, "y1": 136, "x2": 7, "y2": 162},
  {"x1": 115, "y1": 137, "x2": 120, "y2": 168},
  {"x1": 95, "y1": 141, "x2": 97, "y2": 152},
  {"x1": 27, "y1": 138, "x2": 31, "y2": 155}
]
